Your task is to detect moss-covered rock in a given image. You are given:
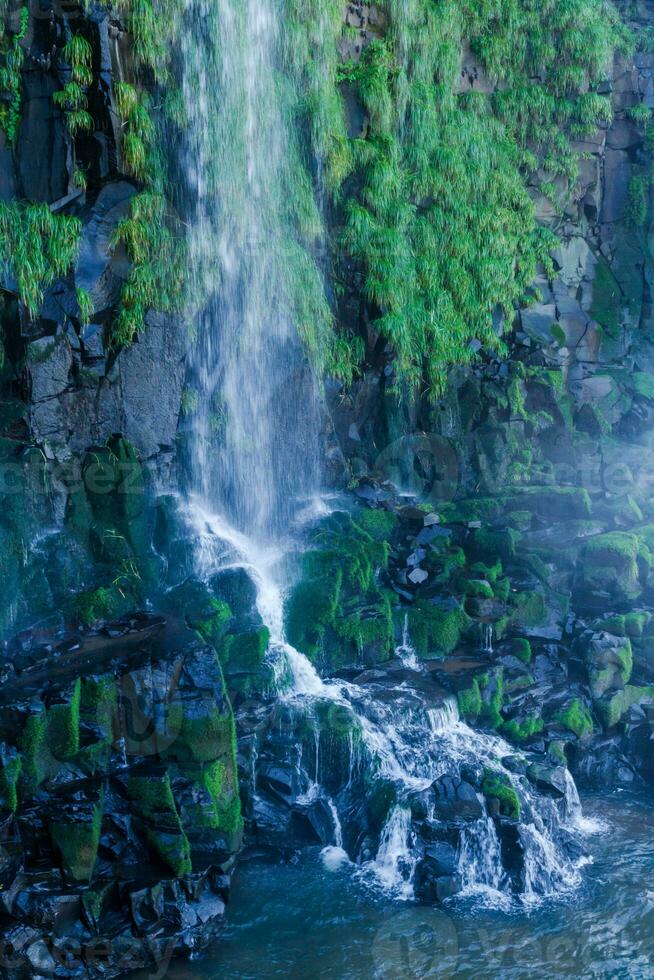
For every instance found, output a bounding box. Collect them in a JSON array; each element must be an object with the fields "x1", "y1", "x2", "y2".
[
  {"x1": 50, "y1": 796, "x2": 103, "y2": 881},
  {"x1": 580, "y1": 532, "x2": 646, "y2": 601},
  {"x1": 595, "y1": 685, "x2": 654, "y2": 729},
  {"x1": 128, "y1": 773, "x2": 192, "y2": 876},
  {"x1": 471, "y1": 527, "x2": 522, "y2": 564},
  {"x1": 458, "y1": 678, "x2": 482, "y2": 719},
  {"x1": 507, "y1": 486, "x2": 592, "y2": 521},
  {"x1": 407, "y1": 601, "x2": 469, "y2": 659},
  {"x1": 286, "y1": 511, "x2": 394, "y2": 671},
  {"x1": 482, "y1": 769, "x2": 520, "y2": 820},
  {"x1": 501, "y1": 715, "x2": 543, "y2": 742},
  {"x1": 510, "y1": 638, "x2": 532, "y2": 663},
  {"x1": 0, "y1": 744, "x2": 21, "y2": 812},
  {"x1": 17, "y1": 707, "x2": 49, "y2": 795},
  {"x1": 586, "y1": 632, "x2": 633, "y2": 697},
  {"x1": 554, "y1": 698, "x2": 594, "y2": 739},
  {"x1": 47, "y1": 679, "x2": 81, "y2": 760},
  {"x1": 512, "y1": 591, "x2": 546, "y2": 628}
]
